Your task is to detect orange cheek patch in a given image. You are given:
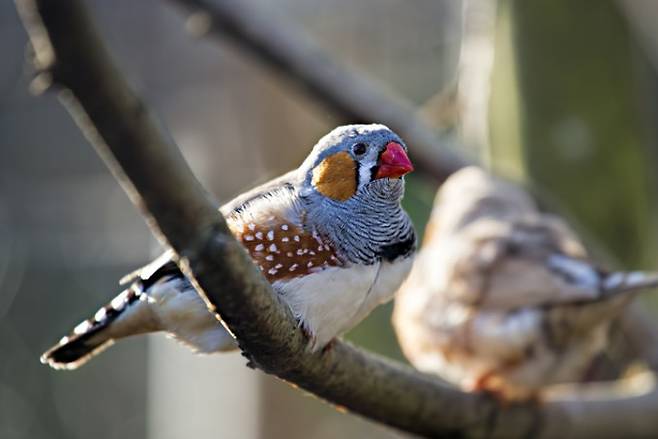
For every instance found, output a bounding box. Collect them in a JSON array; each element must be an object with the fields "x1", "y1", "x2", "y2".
[{"x1": 311, "y1": 151, "x2": 357, "y2": 202}]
